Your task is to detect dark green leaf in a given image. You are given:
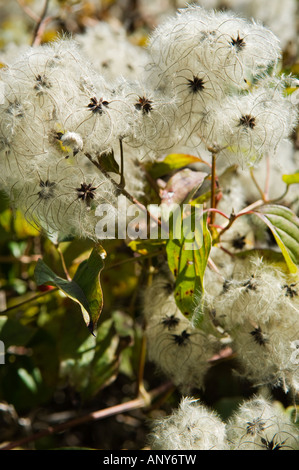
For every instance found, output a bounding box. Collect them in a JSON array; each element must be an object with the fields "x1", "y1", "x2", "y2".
[
  {"x1": 73, "y1": 245, "x2": 106, "y2": 333},
  {"x1": 34, "y1": 245, "x2": 106, "y2": 334},
  {"x1": 98, "y1": 150, "x2": 120, "y2": 175},
  {"x1": 60, "y1": 312, "x2": 134, "y2": 400},
  {"x1": 35, "y1": 259, "x2": 91, "y2": 325},
  {"x1": 128, "y1": 238, "x2": 166, "y2": 255},
  {"x1": 0, "y1": 316, "x2": 36, "y2": 348}
]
